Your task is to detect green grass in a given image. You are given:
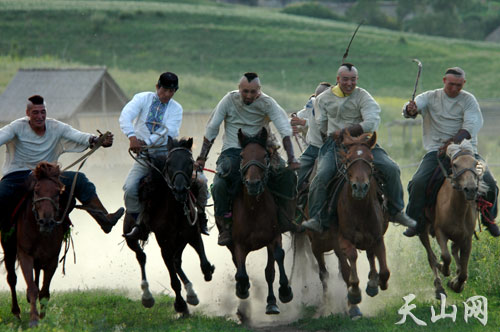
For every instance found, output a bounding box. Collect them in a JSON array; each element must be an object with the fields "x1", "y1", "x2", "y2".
[{"x1": 1, "y1": 0, "x2": 500, "y2": 112}]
